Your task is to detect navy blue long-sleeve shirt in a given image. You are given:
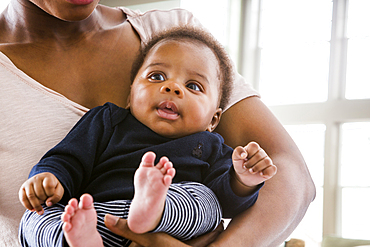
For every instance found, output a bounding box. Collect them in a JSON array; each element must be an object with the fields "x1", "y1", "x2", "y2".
[{"x1": 30, "y1": 103, "x2": 261, "y2": 218}]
